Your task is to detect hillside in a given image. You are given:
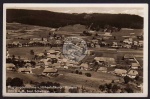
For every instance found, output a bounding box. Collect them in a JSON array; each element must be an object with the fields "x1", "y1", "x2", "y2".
[{"x1": 7, "y1": 9, "x2": 143, "y2": 29}]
